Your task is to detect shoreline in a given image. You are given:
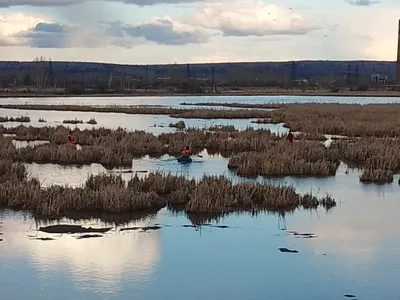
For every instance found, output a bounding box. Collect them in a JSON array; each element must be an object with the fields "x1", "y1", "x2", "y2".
[{"x1": 1, "y1": 90, "x2": 400, "y2": 99}]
